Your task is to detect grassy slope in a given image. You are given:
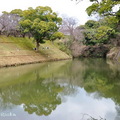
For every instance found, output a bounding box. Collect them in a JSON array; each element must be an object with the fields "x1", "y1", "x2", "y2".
[{"x1": 0, "y1": 35, "x2": 70, "y2": 67}]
